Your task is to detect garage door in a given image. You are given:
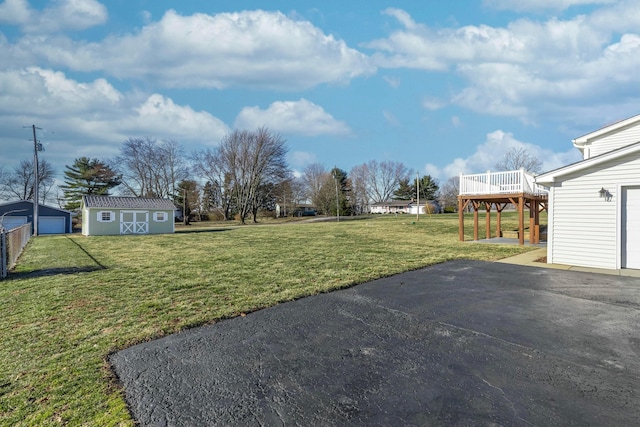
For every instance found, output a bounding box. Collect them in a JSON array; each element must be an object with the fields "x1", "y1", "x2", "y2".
[
  {"x1": 2, "y1": 216, "x2": 28, "y2": 231},
  {"x1": 622, "y1": 187, "x2": 640, "y2": 269},
  {"x1": 38, "y1": 217, "x2": 66, "y2": 234}
]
